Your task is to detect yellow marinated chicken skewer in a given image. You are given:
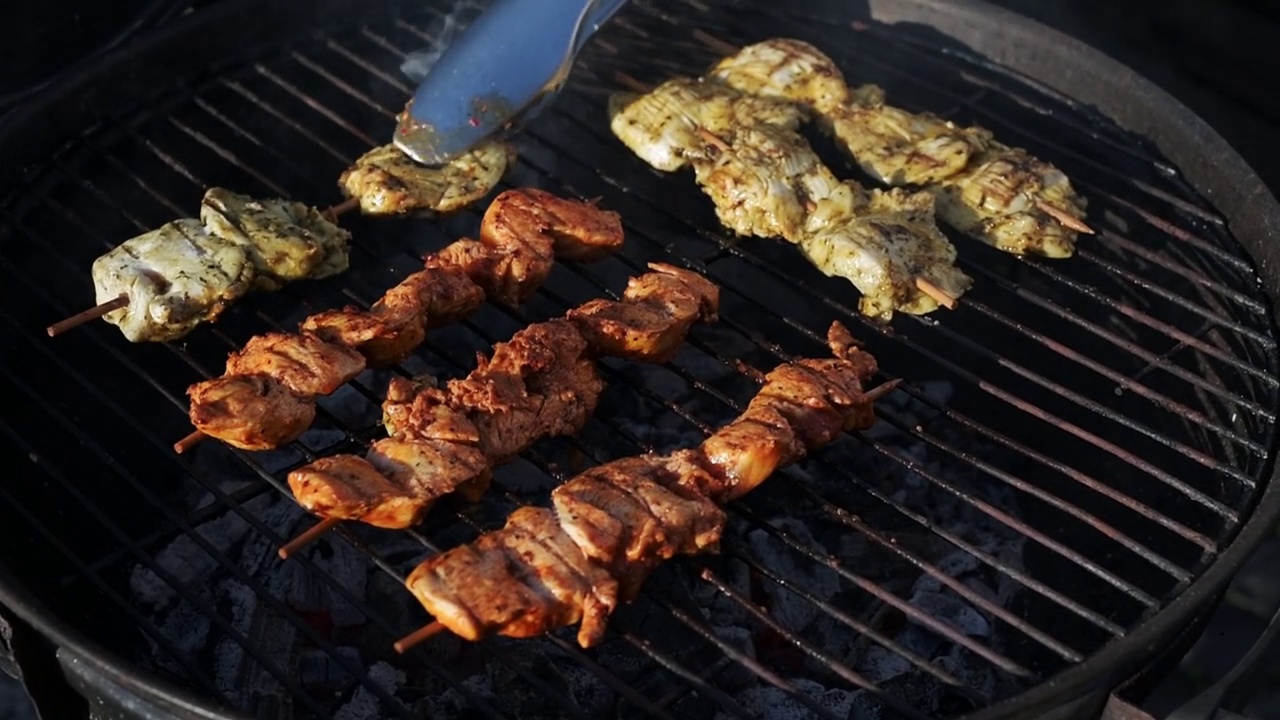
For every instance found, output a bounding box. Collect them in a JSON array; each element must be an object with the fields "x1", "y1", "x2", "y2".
[
  {"x1": 48, "y1": 141, "x2": 518, "y2": 340},
  {"x1": 705, "y1": 37, "x2": 1091, "y2": 258},
  {"x1": 608, "y1": 75, "x2": 970, "y2": 320}
]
